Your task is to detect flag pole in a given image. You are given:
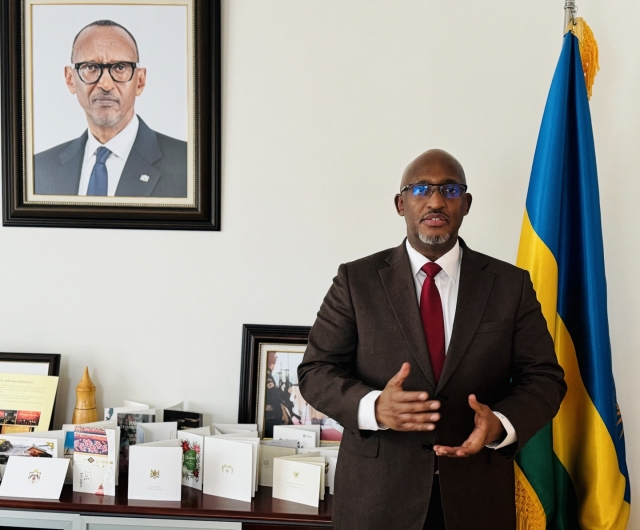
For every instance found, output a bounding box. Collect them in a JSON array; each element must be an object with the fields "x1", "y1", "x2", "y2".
[{"x1": 564, "y1": 0, "x2": 577, "y2": 32}]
